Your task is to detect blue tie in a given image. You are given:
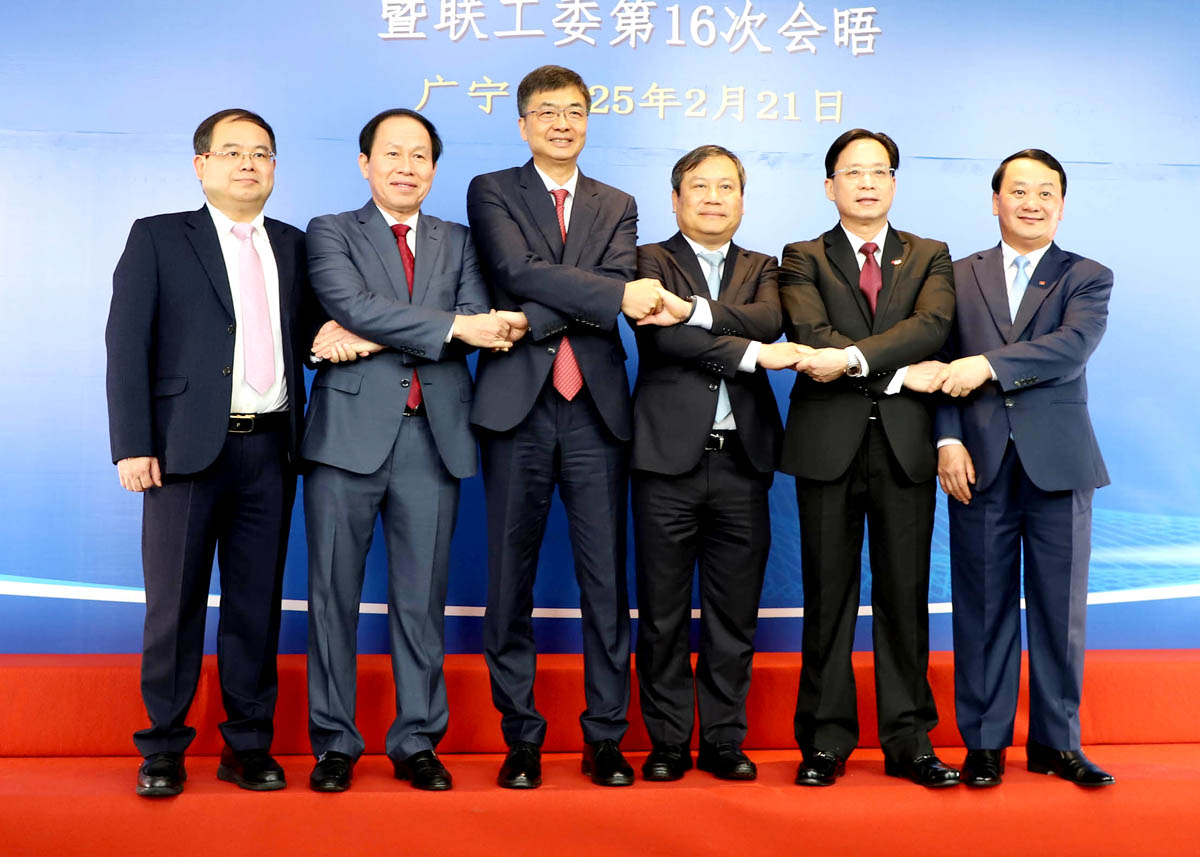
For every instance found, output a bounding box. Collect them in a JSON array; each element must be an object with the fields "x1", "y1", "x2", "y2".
[
  {"x1": 699, "y1": 251, "x2": 732, "y2": 424},
  {"x1": 1009, "y1": 255, "x2": 1030, "y2": 322}
]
